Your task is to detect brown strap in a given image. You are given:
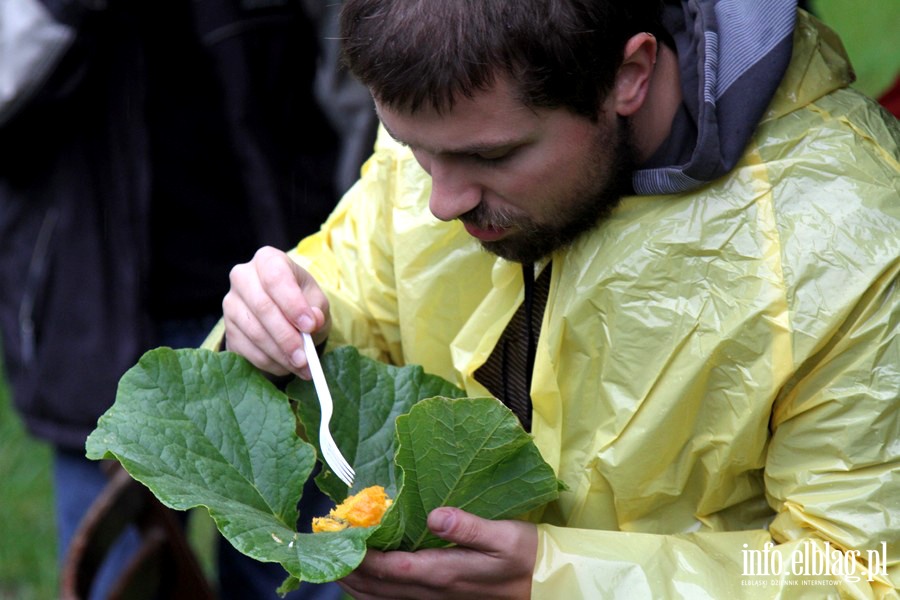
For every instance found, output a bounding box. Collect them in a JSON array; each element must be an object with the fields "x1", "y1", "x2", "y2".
[{"x1": 474, "y1": 263, "x2": 551, "y2": 431}]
